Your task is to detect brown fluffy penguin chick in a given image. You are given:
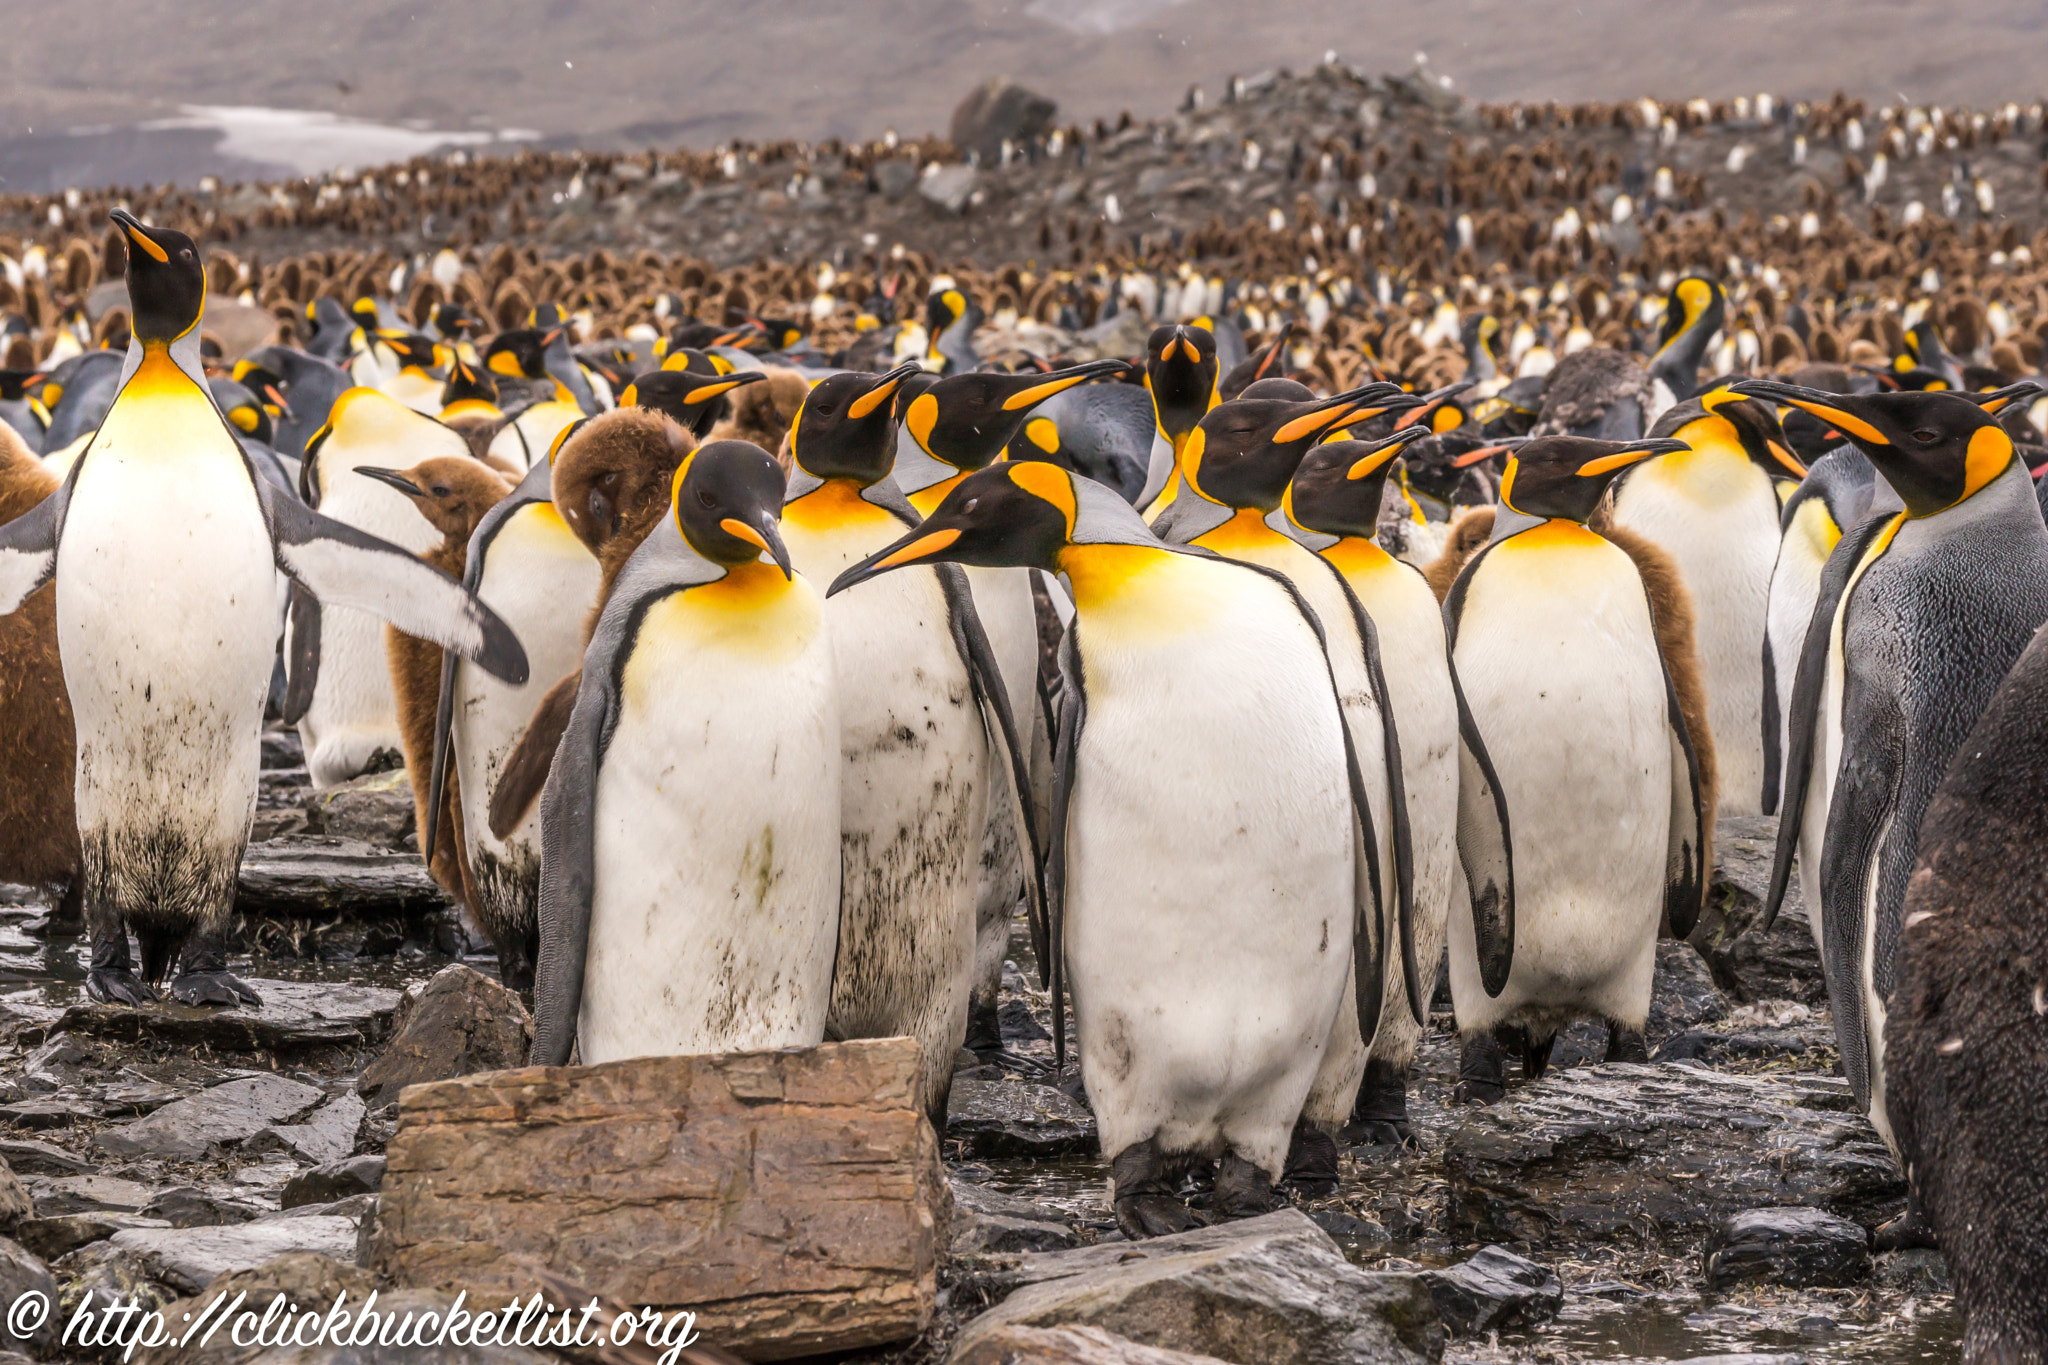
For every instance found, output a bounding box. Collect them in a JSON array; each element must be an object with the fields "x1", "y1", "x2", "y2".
[
  {"x1": 705, "y1": 365, "x2": 808, "y2": 452},
  {"x1": 0, "y1": 422, "x2": 79, "y2": 914},
  {"x1": 486, "y1": 408, "x2": 693, "y2": 840},
  {"x1": 360, "y1": 456, "x2": 513, "y2": 902},
  {"x1": 1424, "y1": 506, "x2": 1498, "y2": 600}
]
